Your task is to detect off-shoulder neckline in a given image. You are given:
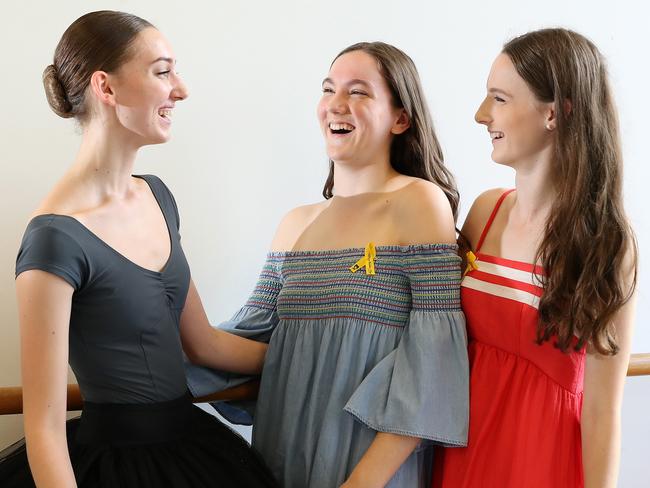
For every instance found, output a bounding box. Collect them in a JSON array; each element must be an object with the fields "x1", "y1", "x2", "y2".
[{"x1": 268, "y1": 243, "x2": 458, "y2": 257}]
